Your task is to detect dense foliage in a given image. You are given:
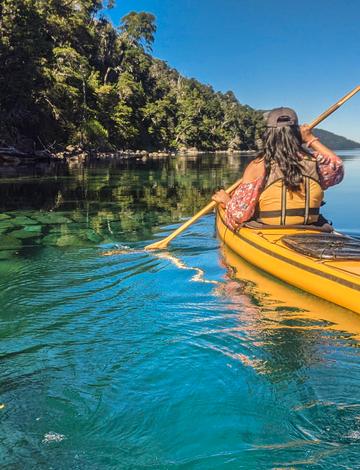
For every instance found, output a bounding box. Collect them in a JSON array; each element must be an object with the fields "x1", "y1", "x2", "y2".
[{"x1": 0, "y1": 1, "x2": 264, "y2": 151}]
